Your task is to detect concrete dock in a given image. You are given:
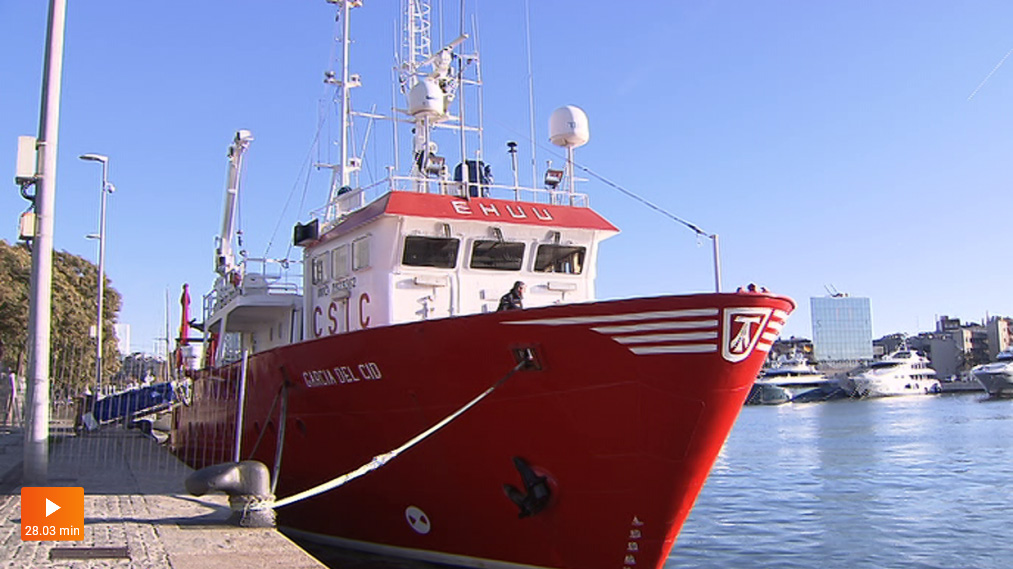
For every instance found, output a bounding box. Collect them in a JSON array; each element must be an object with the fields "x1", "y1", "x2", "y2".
[{"x1": 0, "y1": 424, "x2": 327, "y2": 569}]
